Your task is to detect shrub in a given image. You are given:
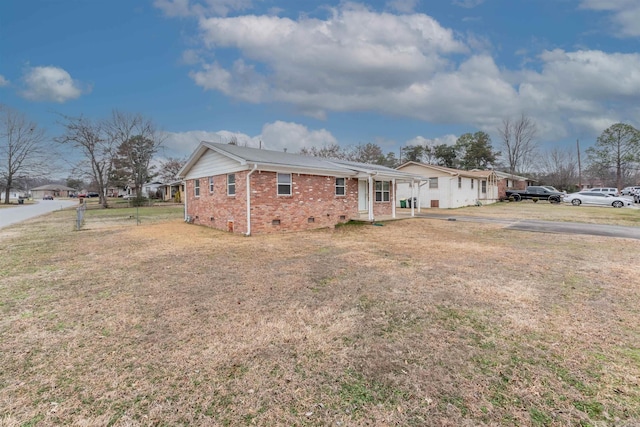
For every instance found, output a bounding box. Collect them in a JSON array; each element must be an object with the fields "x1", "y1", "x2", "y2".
[{"x1": 130, "y1": 196, "x2": 149, "y2": 207}]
